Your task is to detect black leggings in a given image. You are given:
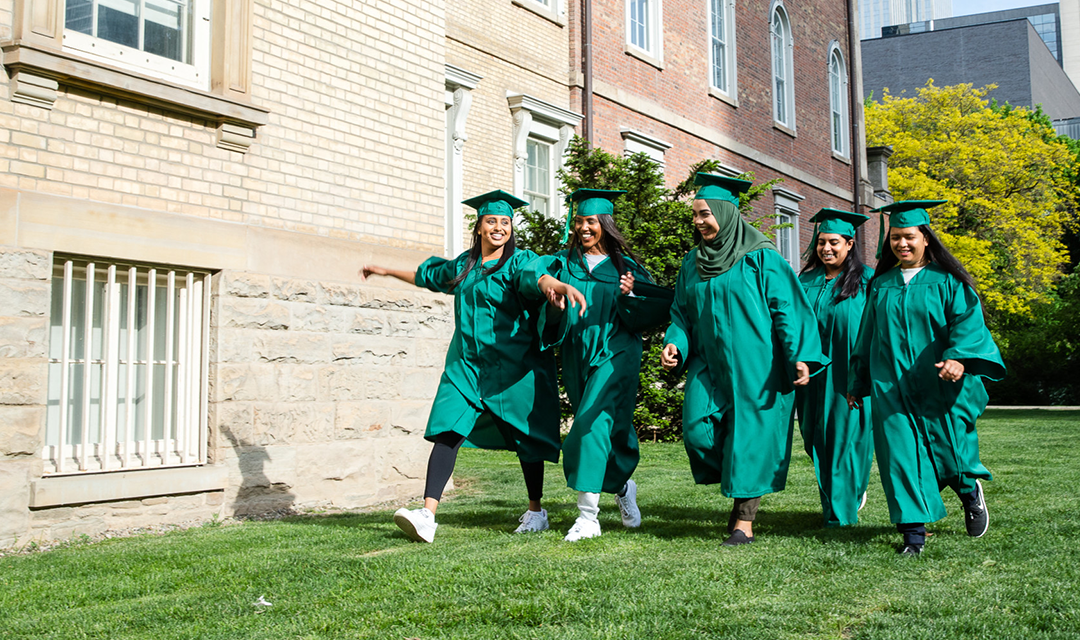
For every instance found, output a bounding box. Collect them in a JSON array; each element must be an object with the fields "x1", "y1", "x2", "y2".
[{"x1": 422, "y1": 431, "x2": 545, "y2": 502}]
